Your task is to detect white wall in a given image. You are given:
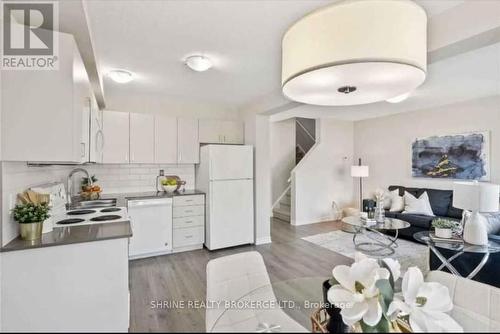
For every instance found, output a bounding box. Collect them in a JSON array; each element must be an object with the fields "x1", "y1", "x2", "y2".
[
  {"x1": 104, "y1": 91, "x2": 241, "y2": 120},
  {"x1": 270, "y1": 119, "x2": 295, "y2": 203},
  {"x1": 1, "y1": 162, "x2": 195, "y2": 245},
  {"x1": 292, "y1": 118, "x2": 354, "y2": 225},
  {"x1": 354, "y1": 95, "x2": 500, "y2": 197},
  {"x1": 241, "y1": 104, "x2": 273, "y2": 245}
]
